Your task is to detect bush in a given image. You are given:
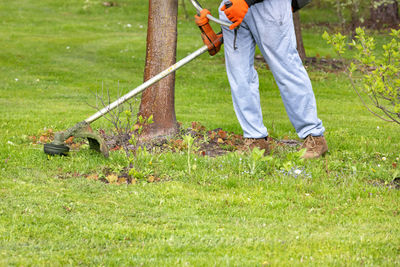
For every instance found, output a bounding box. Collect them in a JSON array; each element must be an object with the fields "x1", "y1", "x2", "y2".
[{"x1": 323, "y1": 27, "x2": 400, "y2": 125}]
